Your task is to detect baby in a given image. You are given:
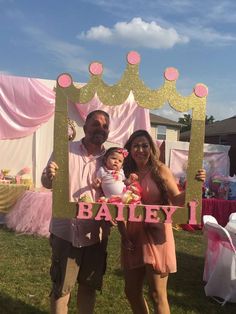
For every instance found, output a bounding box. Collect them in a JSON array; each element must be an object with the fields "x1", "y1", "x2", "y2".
[
  {"x1": 93, "y1": 147, "x2": 141, "y2": 249},
  {"x1": 94, "y1": 147, "x2": 140, "y2": 201}
]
